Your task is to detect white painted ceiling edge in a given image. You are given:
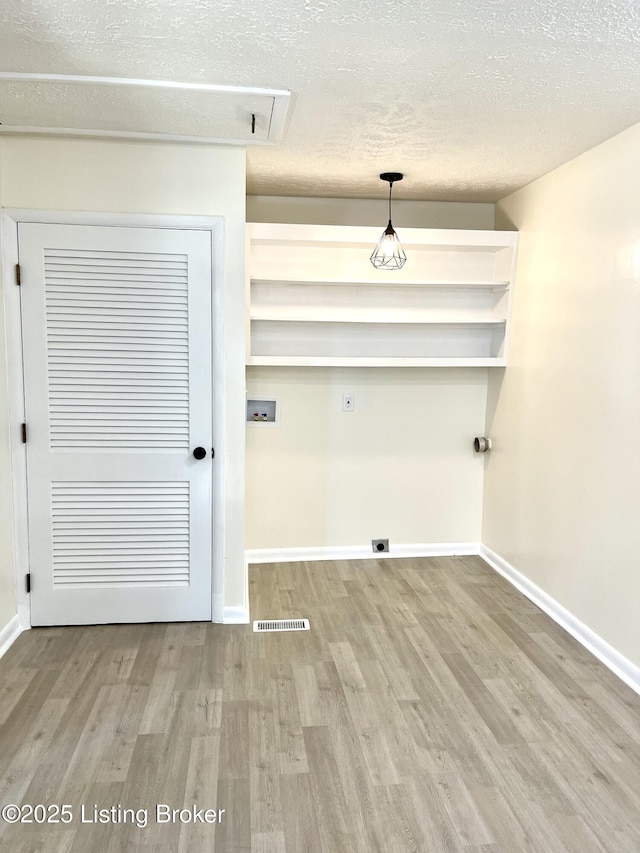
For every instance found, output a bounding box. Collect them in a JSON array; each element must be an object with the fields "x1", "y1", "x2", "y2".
[{"x1": 2, "y1": 0, "x2": 640, "y2": 200}]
